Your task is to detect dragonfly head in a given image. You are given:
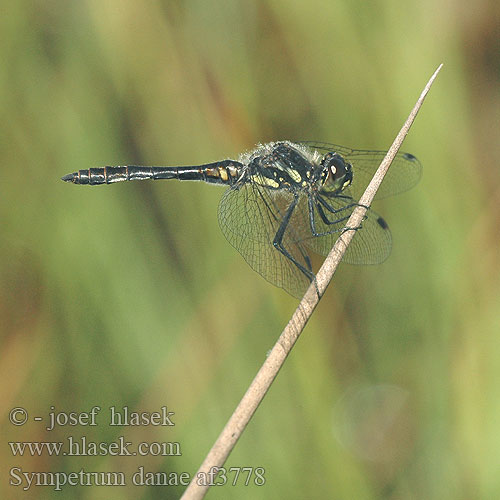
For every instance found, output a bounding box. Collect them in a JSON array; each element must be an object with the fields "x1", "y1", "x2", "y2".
[{"x1": 319, "y1": 152, "x2": 353, "y2": 195}]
